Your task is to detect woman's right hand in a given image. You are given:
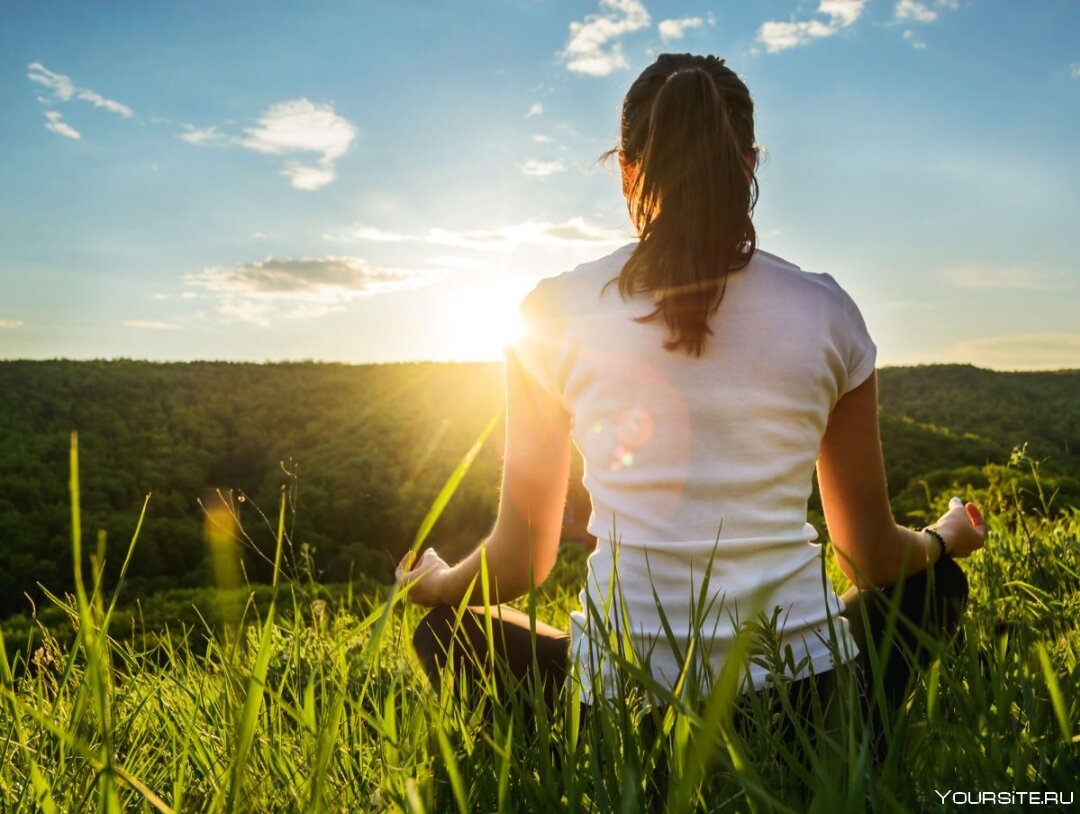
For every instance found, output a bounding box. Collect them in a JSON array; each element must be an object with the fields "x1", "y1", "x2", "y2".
[
  {"x1": 396, "y1": 548, "x2": 452, "y2": 607},
  {"x1": 929, "y1": 499, "x2": 987, "y2": 559}
]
